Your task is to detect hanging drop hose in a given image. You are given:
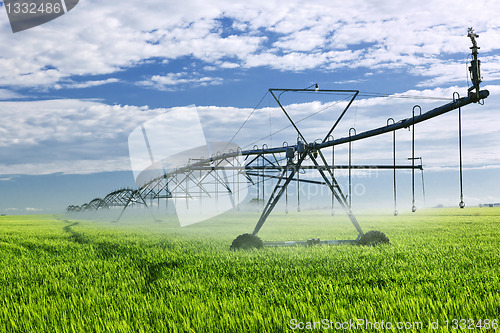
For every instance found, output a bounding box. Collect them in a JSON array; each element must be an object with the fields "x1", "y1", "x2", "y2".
[
  {"x1": 285, "y1": 167, "x2": 289, "y2": 214},
  {"x1": 387, "y1": 118, "x2": 398, "y2": 216},
  {"x1": 297, "y1": 167, "x2": 300, "y2": 212},
  {"x1": 348, "y1": 128, "x2": 356, "y2": 212},
  {"x1": 455, "y1": 92, "x2": 465, "y2": 208},
  {"x1": 420, "y1": 157, "x2": 426, "y2": 207},
  {"x1": 262, "y1": 154, "x2": 265, "y2": 207},
  {"x1": 331, "y1": 141, "x2": 335, "y2": 216},
  {"x1": 459, "y1": 108, "x2": 465, "y2": 208},
  {"x1": 411, "y1": 106, "x2": 421, "y2": 213}
]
